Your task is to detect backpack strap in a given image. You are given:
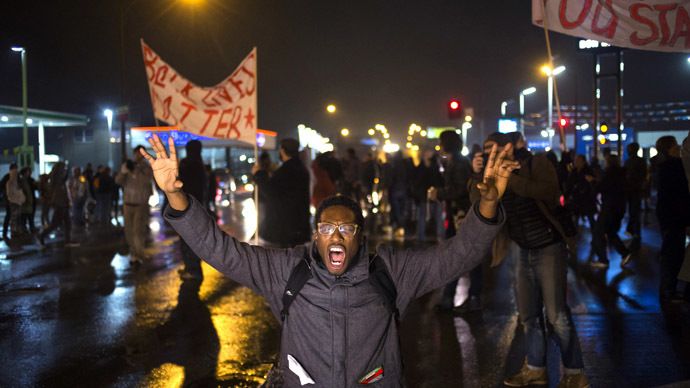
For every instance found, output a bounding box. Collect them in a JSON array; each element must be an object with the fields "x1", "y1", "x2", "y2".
[
  {"x1": 281, "y1": 258, "x2": 312, "y2": 322},
  {"x1": 368, "y1": 254, "x2": 399, "y2": 321}
]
